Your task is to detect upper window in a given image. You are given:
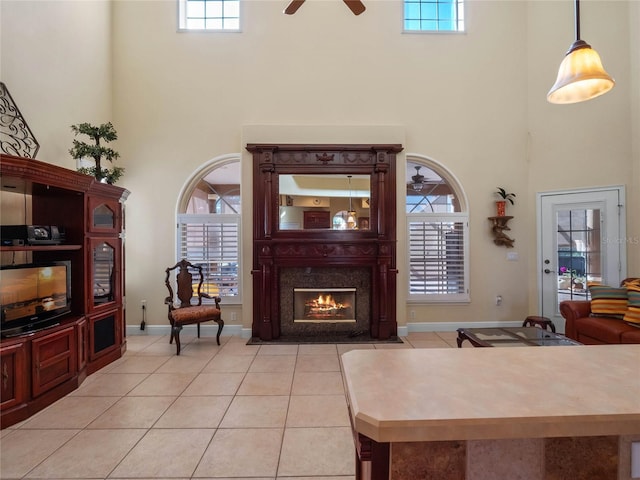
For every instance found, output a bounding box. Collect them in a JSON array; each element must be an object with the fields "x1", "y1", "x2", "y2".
[
  {"x1": 406, "y1": 158, "x2": 469, "y2": 302},
  {"x1": 404, "y1": 0, "x2": 464, "y2": 32},
  {"x1": 178, "y1": 0, "x2": 240, "y2": 31}
]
